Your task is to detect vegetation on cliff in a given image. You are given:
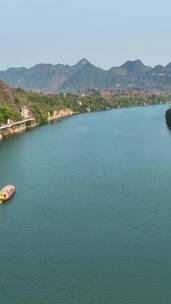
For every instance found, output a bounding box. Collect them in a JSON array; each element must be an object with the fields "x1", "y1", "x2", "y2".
[
  {"x1": 0, "y1": 106, "x2": 21, "y2": 125},
  {"x1": 0, "y1": 80, "x2": 171, "y2": 126}
]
